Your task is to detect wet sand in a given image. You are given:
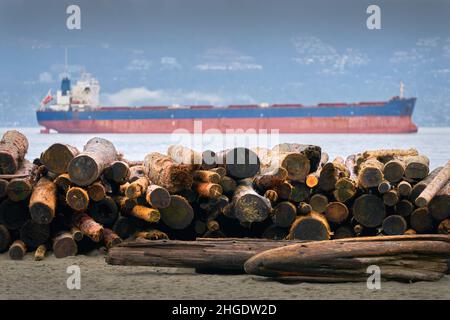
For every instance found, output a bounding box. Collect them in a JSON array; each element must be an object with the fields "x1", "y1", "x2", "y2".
[{"x1": 0, "y1": 253, "x2": 449, "y2": 300}]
